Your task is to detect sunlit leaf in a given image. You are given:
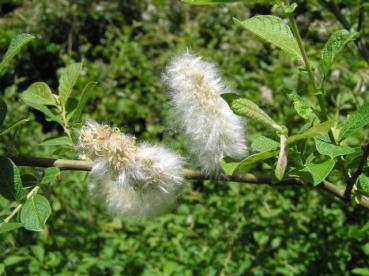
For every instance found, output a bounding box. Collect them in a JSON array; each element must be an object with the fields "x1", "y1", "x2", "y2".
[
  {"x1": 288, "y1": 120, "x2": 334, "y2": 143},
  {"x1": 0, "y1": 222, "x2": 23, "y2": 234},
  {"x1": 320, "y1": 30, "x2": 358, "y2": 80},
  {"x1": 222, "y1": 93, "x2": 281, "y2": 130},
  {"x1": 39, "y1": 136, "x2": 72, "y2": 146},
  {"x1": 288, "y1": 91, "x2": 313, "y2": 120},
  {"x1": 338, "y1": 102, "x2": 369, "y2": 141},
  {"x1": 238, "y1": 150, "x2": 279, "y2": 169},
  {"x1": 251, "y1": 136, "x2": 279, "y2": 152},
  {"x1": 315, "y1": 134, "x2": 356, "y2": 158},
  {"x1": 220, "y1": 157, "x2": 240, "y2": 175},
  {"x1": 72, "y1": 81, "x2": 98, "y2": 123},
  {"x1": 20, "y1": 194, "x2": 51, "y2": 232},
  {"x1": 295, "y1": 158, "x2": 335, "y2": 186},
  {"x1": 0, "y1": 33, "x2": 35, "y2": 73},
  {"x1": 0, "y1": 118, "x2": 29, "y2": 136},
  {"x1": 58, "y1": 62, "x2": 82, "y2": 105},
  {"x1": 233, "y1": 15, "x2": 302, "y2": 59},
  {"x1": 21, "y1": 82, "x2": 57, "y2": 106}
]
